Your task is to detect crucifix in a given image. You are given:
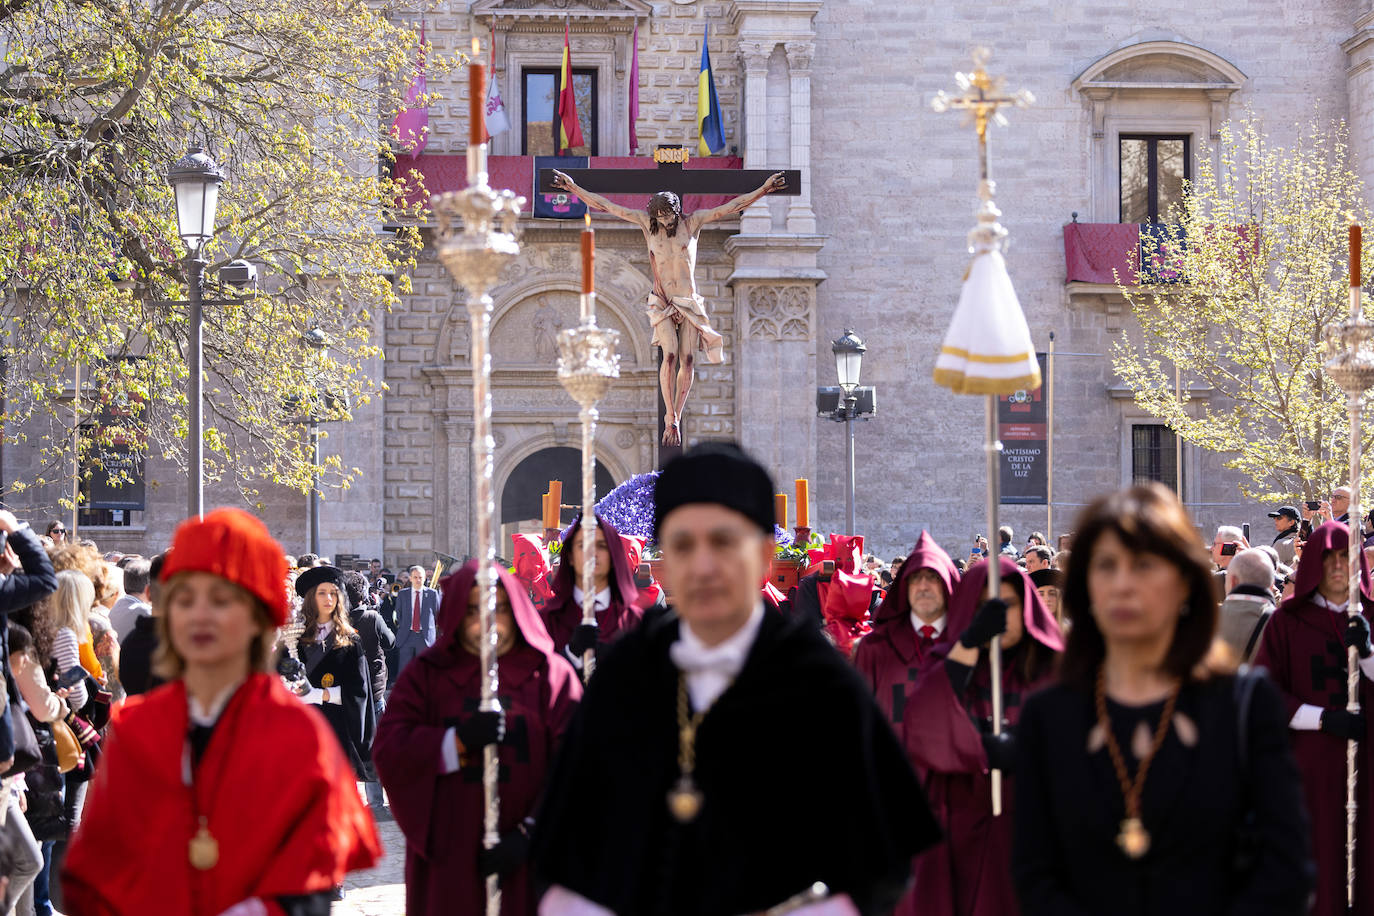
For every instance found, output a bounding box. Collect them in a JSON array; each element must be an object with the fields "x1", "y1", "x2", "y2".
[{"x1": 539, "y1": 147, "x2": 801, "y2": 458}]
